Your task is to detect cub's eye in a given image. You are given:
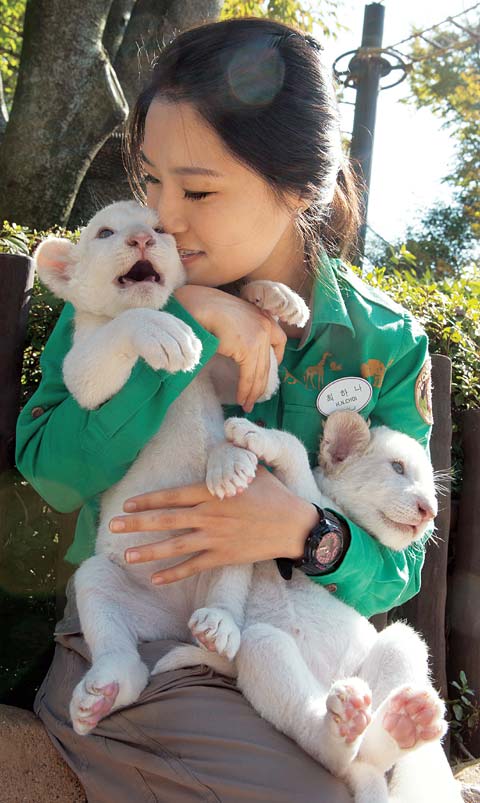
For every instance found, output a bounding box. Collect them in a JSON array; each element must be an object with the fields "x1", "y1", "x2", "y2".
[
  {"x1": 153, "y1": 226, "x2": 164, "y2": 234},
  {"x1": 391, "y1": 461, "x2": 405, "y2": 475},
  {"x1": 97, "y1": 228, "x2": 114, "y2": 239}
]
